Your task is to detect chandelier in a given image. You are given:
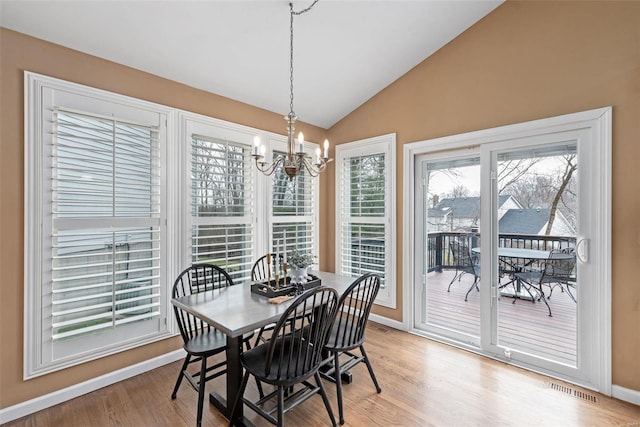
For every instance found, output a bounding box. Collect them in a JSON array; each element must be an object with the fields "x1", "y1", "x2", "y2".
[{"x1": 252, "y1": 1, "x2": 332, "y2": 180}]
